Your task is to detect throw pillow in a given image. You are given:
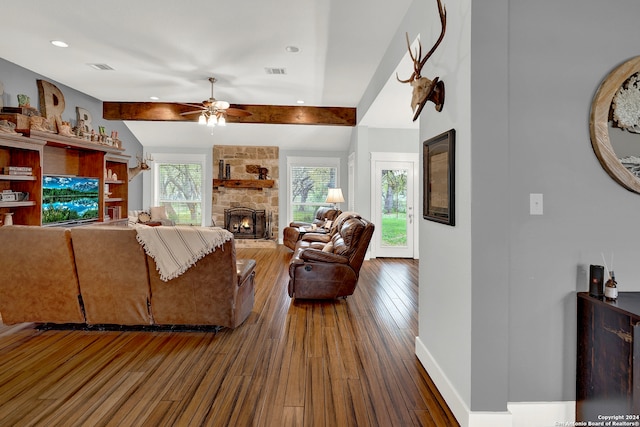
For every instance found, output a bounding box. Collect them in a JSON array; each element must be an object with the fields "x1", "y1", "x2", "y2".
[{"x1": 150, "y1": 206, "x2": 168, "y2": 221}]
